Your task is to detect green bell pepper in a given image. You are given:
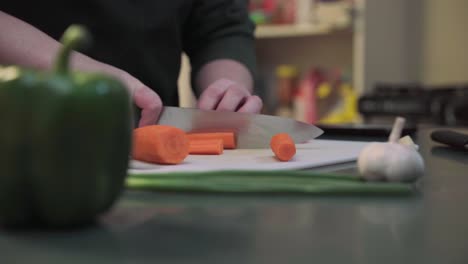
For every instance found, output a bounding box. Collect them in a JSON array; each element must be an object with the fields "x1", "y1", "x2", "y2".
[{"x1": 0, "y1": 25, "x2": 132, "y2": 227}]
